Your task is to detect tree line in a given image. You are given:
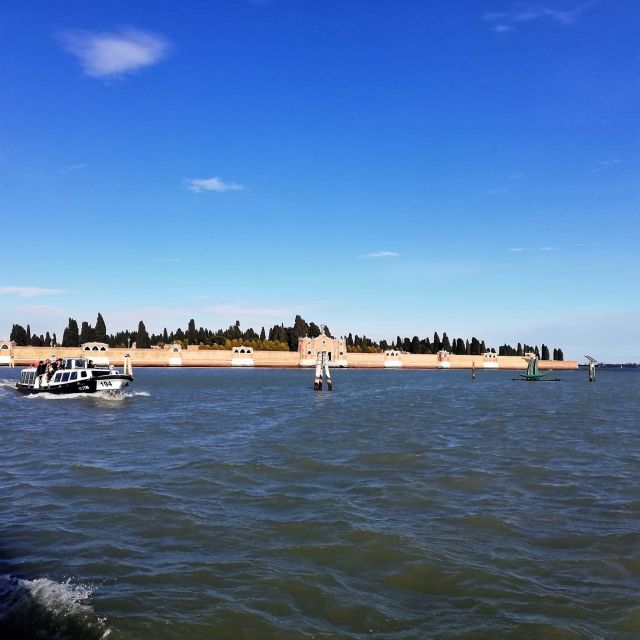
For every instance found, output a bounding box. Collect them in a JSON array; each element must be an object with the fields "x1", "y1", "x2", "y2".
[{"x1": 8, "y1": 313, "x2": 564, "y2": 360}]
